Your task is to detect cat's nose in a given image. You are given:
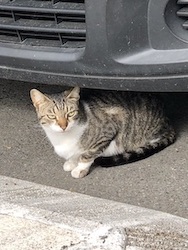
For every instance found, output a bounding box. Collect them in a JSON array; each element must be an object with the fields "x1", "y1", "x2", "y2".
[{"x1": 58, "y1": 118, "x2": 68, "y2": 130}]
